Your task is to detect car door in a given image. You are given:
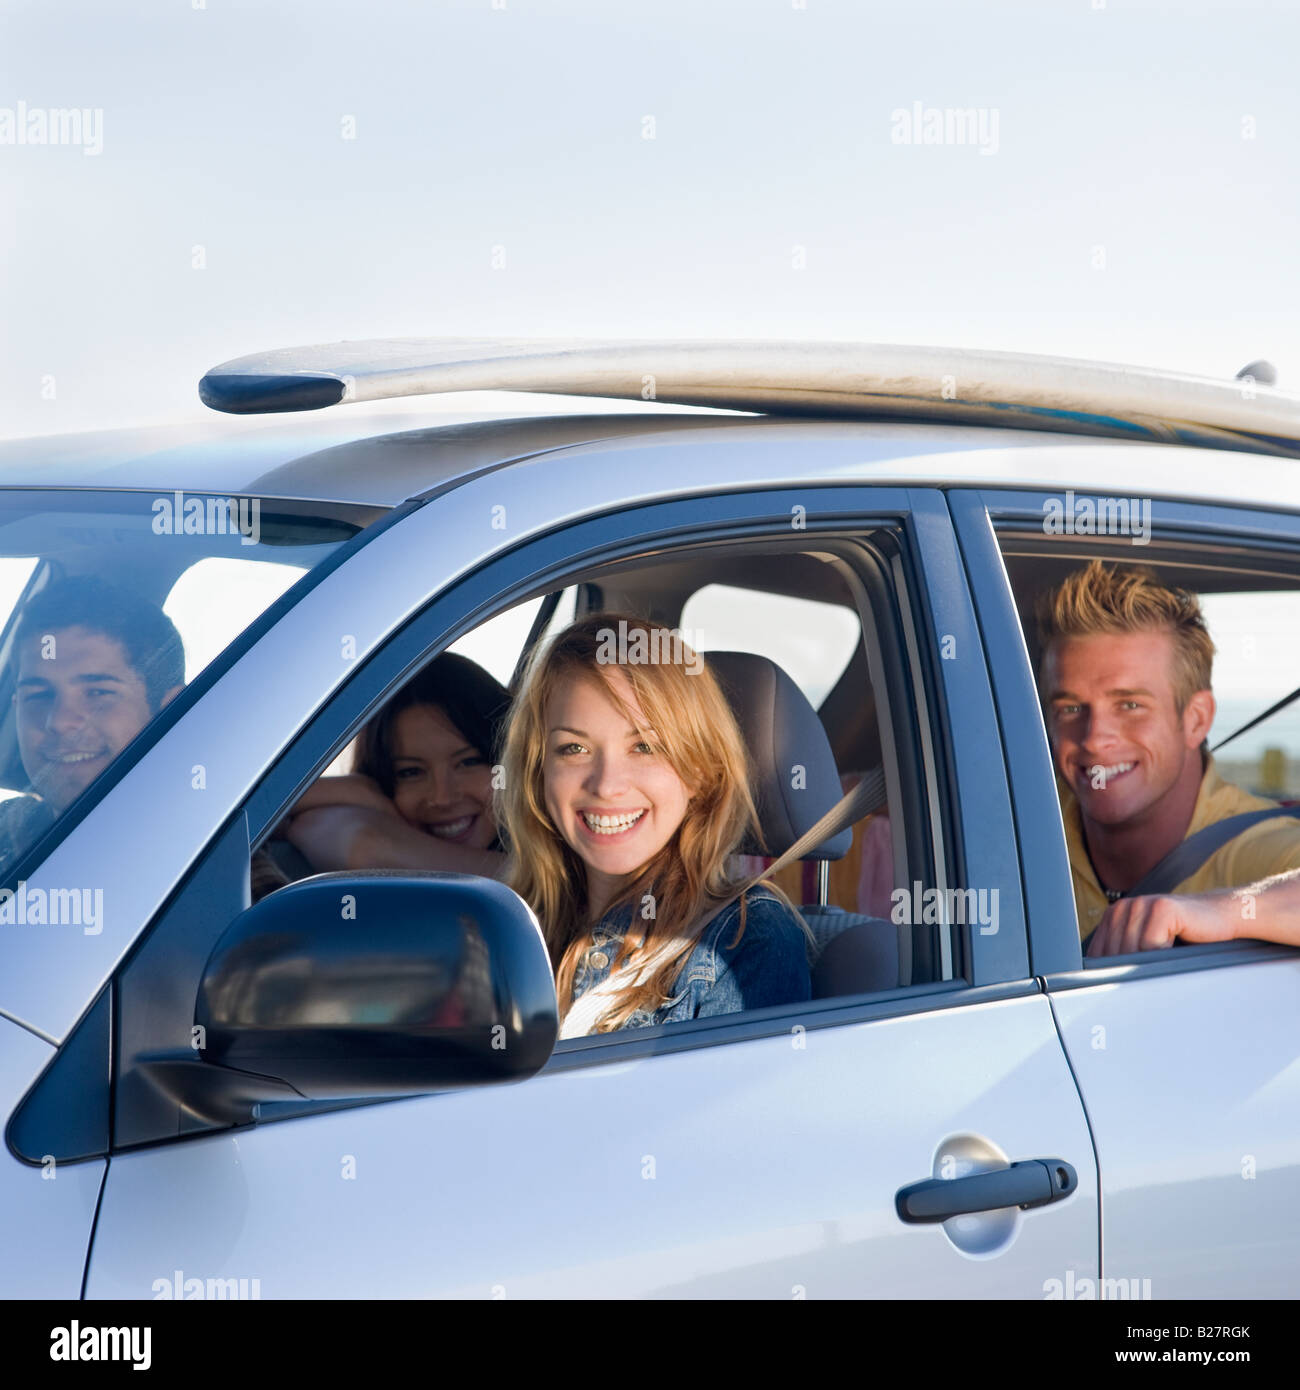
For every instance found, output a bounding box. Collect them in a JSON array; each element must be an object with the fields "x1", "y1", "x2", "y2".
[
  {"x1": 12, "y1": 438, "x2": 1097, "y2": 1298},
  {"x1": 952, "y1": 483, "x2": 1300, "y2": 1299},
  {"x1": 0, "y1": 1015, "x2": 105, "y2": 1297}
]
